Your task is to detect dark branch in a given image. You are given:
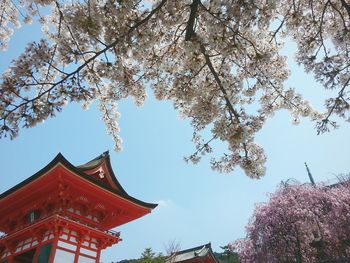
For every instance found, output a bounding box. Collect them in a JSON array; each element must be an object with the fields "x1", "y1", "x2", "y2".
[
  {"x1": 340, "y1": 0, "x2": 350, "y2": 19},
  {"x1": 185, "y1": 0, "x2": 201, "y2": 41},
  {"x1": 200, "y1": 43, "x2": 241, "y2": 123},
  {"x1": 1, "y1": 0, "x2": 168, "y2": 126}
]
